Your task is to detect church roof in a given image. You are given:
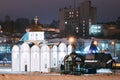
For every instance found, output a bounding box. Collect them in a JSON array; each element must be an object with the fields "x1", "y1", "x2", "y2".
[
  {"x1": 29, "y1": 16, "x2": 43, "y2": 32},
  {"x1": 29, "y1": 25, "x2": 43, "y2": 32},
  {"x1": 19, "y1": 16, "x2": 45, "y2": 42}
]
